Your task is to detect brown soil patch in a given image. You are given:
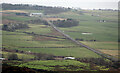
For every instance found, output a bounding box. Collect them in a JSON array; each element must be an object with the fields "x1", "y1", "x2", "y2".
[
  {"x1": 99, "y1": 49, "x2": 118, "y2": 56},
  {"x1": 44, "y1": 17, "x2": 66, "y2": 21},
  {"x1": 2, "y1": 19, "x2": 18, "y2": 24},
  {"x1": 47, "y1": 28, "x2": 64, "y2": 37},
  {"x1": 2, "y1": 19, "x2": 16, "y2": 24},
  {"x1": 0, "y1": 10, "x2": 28, "y2": 13},
  {"x1": 34, "y1": 36, "x2": 58, "y2": 41}
]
